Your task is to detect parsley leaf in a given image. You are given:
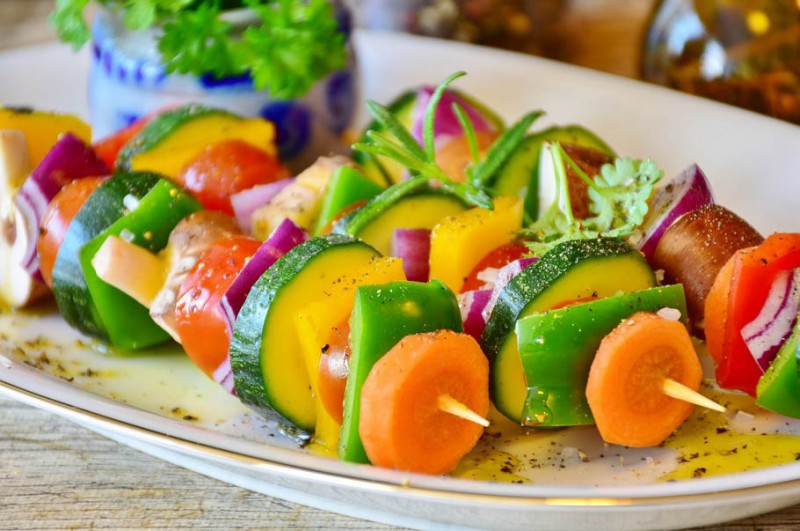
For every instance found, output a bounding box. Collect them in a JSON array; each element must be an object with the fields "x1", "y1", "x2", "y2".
[
  {"x1": 523, "y1": 142, "x2": 662, "y2": 256},
  {"x1": 51, "y1": 0, "x2": 92, "y2": 49},
  {"x1": 240, "y1": 0, "x2": 346, "y2": 99},
  {"x1": 158, "y1": 3, "x2": 240, "y2": 78},
  {"x1": 51, "y1": 0, "x2": 348, "y2": 100}
]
